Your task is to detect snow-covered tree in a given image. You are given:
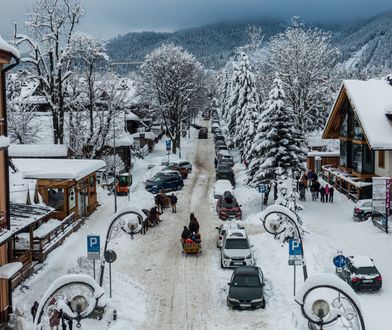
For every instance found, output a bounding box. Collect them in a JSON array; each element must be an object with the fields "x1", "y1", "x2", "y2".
[
  {"x1": 14, "y1": 0, "x2": 85, "y2": 144},
  {"x1": 139, "y1": 44, "x2": 204, "y2": 154},
  {"x1": 6, "y1": 75, "x2": 41, "y2": 144},
  {"x1": 265, "y1": 18, "x2": 340, "y2": 132},
  {"x1": 247, "y1": 74, "x2": 306, "y2": 187}
]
